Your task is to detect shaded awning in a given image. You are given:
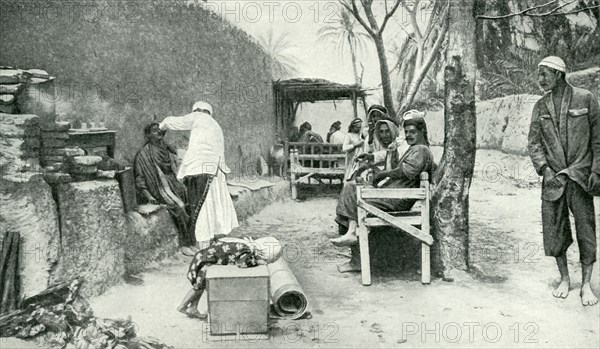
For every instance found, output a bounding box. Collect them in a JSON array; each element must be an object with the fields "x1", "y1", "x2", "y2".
[
  {"x1": 272, "y1": 78, "x2": 366, "y2": 139},
  {"x1": 273, "y1": 78, "x2": 366, "y2": 103}
]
